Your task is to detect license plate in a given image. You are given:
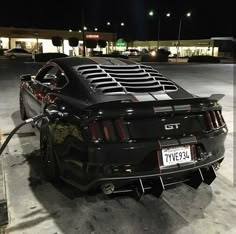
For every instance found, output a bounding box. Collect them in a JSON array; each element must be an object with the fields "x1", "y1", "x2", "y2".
[{"x1": 161, "y1": 145, "x2": 192, "y2": 167}]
